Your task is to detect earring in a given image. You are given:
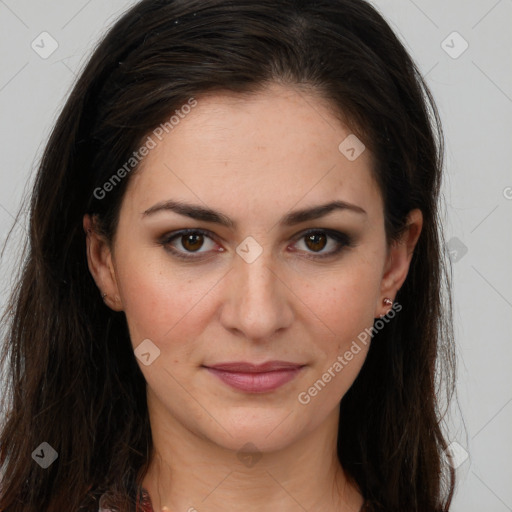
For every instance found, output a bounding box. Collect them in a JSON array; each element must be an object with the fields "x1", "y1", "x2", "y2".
[
  {"x1": 379, "y1": 297, "x2": 393, "y2": 318},
  {"x1": 101, "y1": 292, "x2": 107, "y2": 300}
]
